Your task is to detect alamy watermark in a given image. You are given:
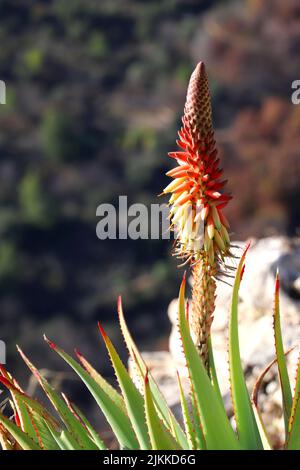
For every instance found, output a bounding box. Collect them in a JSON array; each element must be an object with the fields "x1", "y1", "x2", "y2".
[
  {"x1": 0, "y1": 340, "x2": 6, "y2": 364},
  {"x1": 291, "y1": 80, "x2": 300, "y2": 105},
  {"x1": 0, "y1": 80, "x2": 6, "y2": 104},
  {"x1": 96, "y1": 196, "x2": 170, "y2": 240},
  {"x1": 96, "y1": 195, "x2": 204, "y2": 244}
]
